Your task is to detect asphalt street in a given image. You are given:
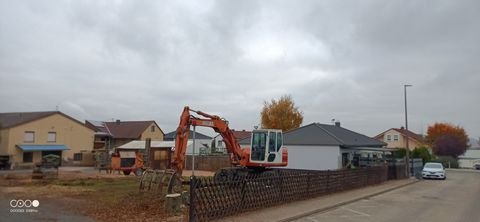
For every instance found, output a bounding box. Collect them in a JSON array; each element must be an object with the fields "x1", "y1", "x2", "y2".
[{"x1": 294, "y1": 170, "x2": 480, "y2": 222}]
